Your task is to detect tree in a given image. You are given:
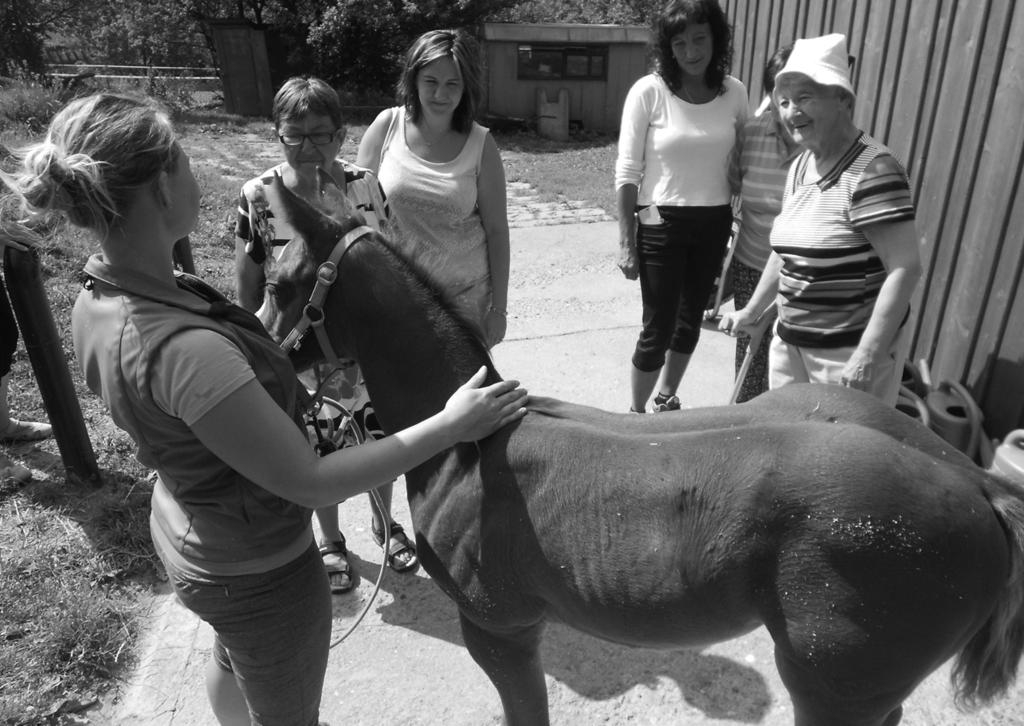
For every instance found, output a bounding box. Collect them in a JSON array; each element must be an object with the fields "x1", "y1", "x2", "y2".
[
  {"x1": 489, "y1": 0, "x2": 659, "y2": 25},
  {"x1": 307, "y1": 0, "x2": 519, "y2": 97},
  {"x1": 84, "y1": 1, "x2": 212, "y2": 67},
  {"x1": 0, "y1": 0, "x2": 83, "y2": 75}
]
